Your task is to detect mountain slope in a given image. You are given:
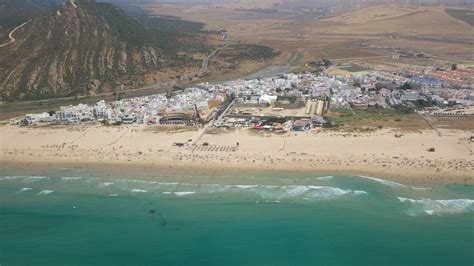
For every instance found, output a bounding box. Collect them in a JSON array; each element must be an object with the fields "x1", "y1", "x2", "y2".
[
  {"x1": 0, "y1": 0, "x2": 210, "y2": 101},
  {"x1": 0, "y1": 0, "x2": 64, "y2": 36}
]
